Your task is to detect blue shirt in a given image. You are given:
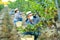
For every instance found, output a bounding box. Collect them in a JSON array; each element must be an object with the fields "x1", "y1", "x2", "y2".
[
  {"x1": 26, "y1": 15, "x2": 40, "y2": 25},
  {"x1": 13, "y1": 12, "x2": 22, "y2": 25}
]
